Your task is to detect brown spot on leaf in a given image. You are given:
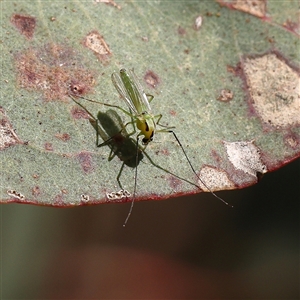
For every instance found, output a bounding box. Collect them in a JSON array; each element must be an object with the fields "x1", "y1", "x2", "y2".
[
  {"x1": 53, "y1": 194, "x2": 65, "y2": 205},
  {"x1": 69, "y1": 79, "x2": 93, "y2": 96},
  {"x1": 32, "y1": 186, "x2": 41, "y2": 197},
  {"x1": 0, "y1": 107, "x2": 23, "y2": 150},
  {"x1": 71, "y1": 106, "x2": 90, "y2": 119},
  {"x1": 144, "y1": 70, "x2": 160, "y2": 89},
  {"x1": 83, "y1": 30, "x2": 112, "y2": 64},
  {"x1": 11, "y1": 14, "x2": 36, "y2": 40},
  {"x1": 55, "y1": 133, "x2": 71, "y2": 142},
  {"x1": 157, "y1": 148, "x2": 170, "y2": 156},
  {"x1": 283, "y1": 19, "x2": 299, "y2": 34},
  {"x1": 177, "y1": 26, "x2": 186, "y2": 36},
  {"x1": 44, "y1": 142, "x2": 54, "y2": 151},
  {"x1": 15, "y1": 43, "x2": 95, "y2": 101},
  {"x1": 77, "y1": 151, "x2": 94, "y2": 173},
  {"x1": 168, "y1": 176, "x2": 182, "y2": 190},
  {"x1": 95, "y1": 0, "x2": 121, "y2": 9}
]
